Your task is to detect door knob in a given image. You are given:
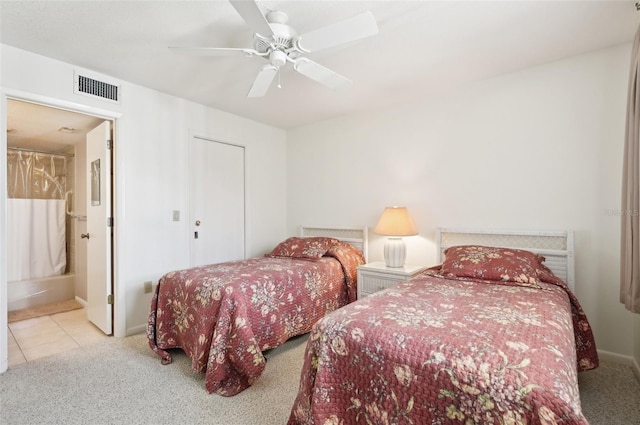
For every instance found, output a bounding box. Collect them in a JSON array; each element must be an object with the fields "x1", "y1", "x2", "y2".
[
  {"x1": 81, "y1": 233, "x2": 90, "y2": 239},
  {"x1": 195, "y1": 220, "x2": 201, "y2": 226}
]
